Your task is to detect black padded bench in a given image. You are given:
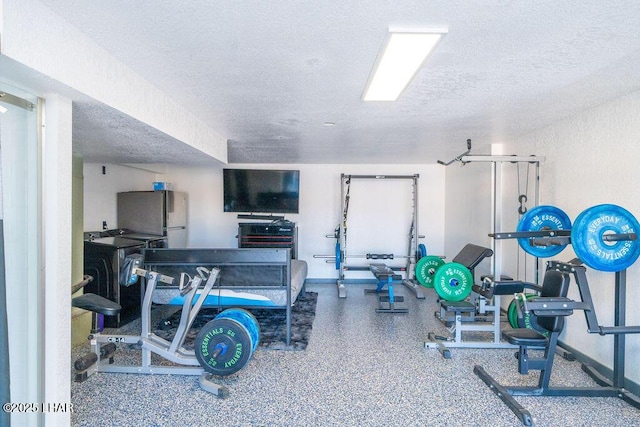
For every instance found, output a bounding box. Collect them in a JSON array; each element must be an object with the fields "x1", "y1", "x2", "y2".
[
  {"x1": 369, "y1": 263, "x2": 403, "y2": 282},
  {"x1": 437, "y1": 244, "x2": 495, "y2": 321}
]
